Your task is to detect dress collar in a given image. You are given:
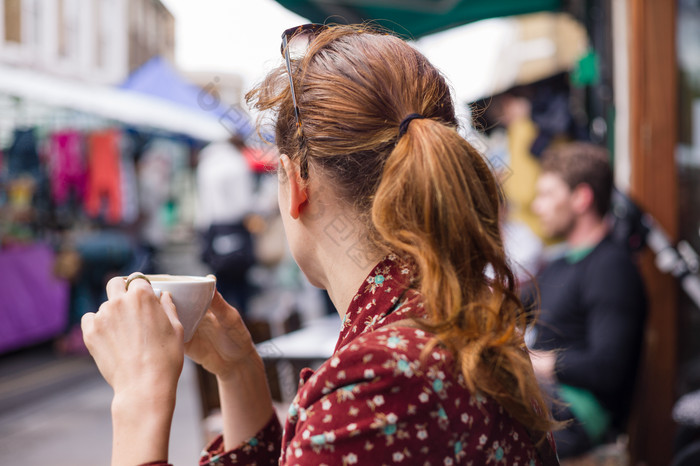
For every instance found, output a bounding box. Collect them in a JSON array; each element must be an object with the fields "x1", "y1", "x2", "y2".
[{"x1": 333, "y1": 253, "x2": 421, "y2": 353}]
